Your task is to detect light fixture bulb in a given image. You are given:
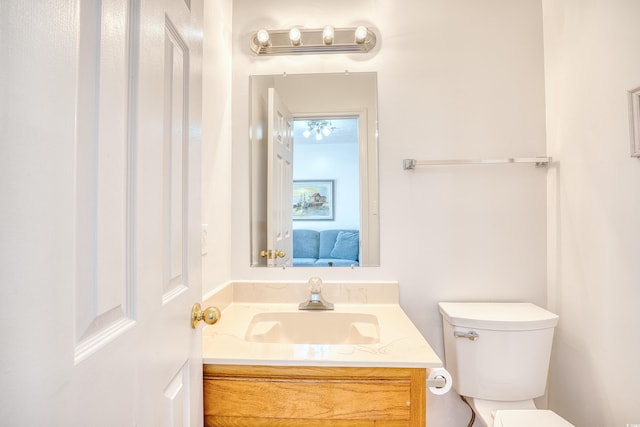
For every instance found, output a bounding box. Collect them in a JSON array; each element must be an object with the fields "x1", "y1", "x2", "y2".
[
  {"x1": 303, "y1": 129, "x2": 311, "y2": 138},
  {"x1": 256, "y1": 29, "x2": 270, "y2": 46},
  {"x1": 322, "y1": 26, "x2": 334, "y2": 45},
  {"x1": 354, "y1": 26, "x2": 368, "y2": 44},
  {"x1": 289, "y1": 27, "x2": 301, "y2": 46},
  {"x1": 315, "y1": 130, "x2": 322, "y2": 141},
  {"x1": 322, "y1": 127, "x2": 331, "y2": 136}
]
